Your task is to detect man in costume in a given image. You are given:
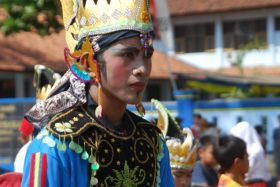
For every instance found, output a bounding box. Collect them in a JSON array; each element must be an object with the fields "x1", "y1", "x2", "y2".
[
  {"x1": 21, "y1": 1, "x2": 175, "y2": 186},
  {"x1": 151, "y1": 99, "x2": 197, "y2": 187}
]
